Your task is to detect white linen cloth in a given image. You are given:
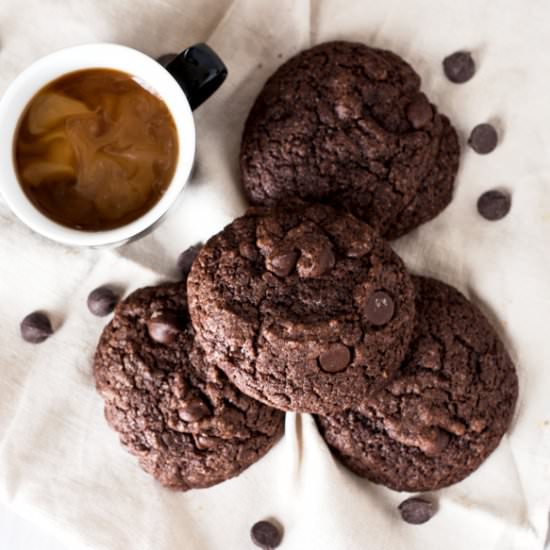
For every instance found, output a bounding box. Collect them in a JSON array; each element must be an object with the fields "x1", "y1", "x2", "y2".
[{"x1": 0, "y1": 0, "x2": 549, "y2": 548}]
